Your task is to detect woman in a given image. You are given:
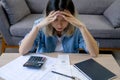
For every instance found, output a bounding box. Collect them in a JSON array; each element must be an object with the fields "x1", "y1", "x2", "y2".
[{"x1": 19, "y1": 0, "x2": 99, "y2": 57}]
